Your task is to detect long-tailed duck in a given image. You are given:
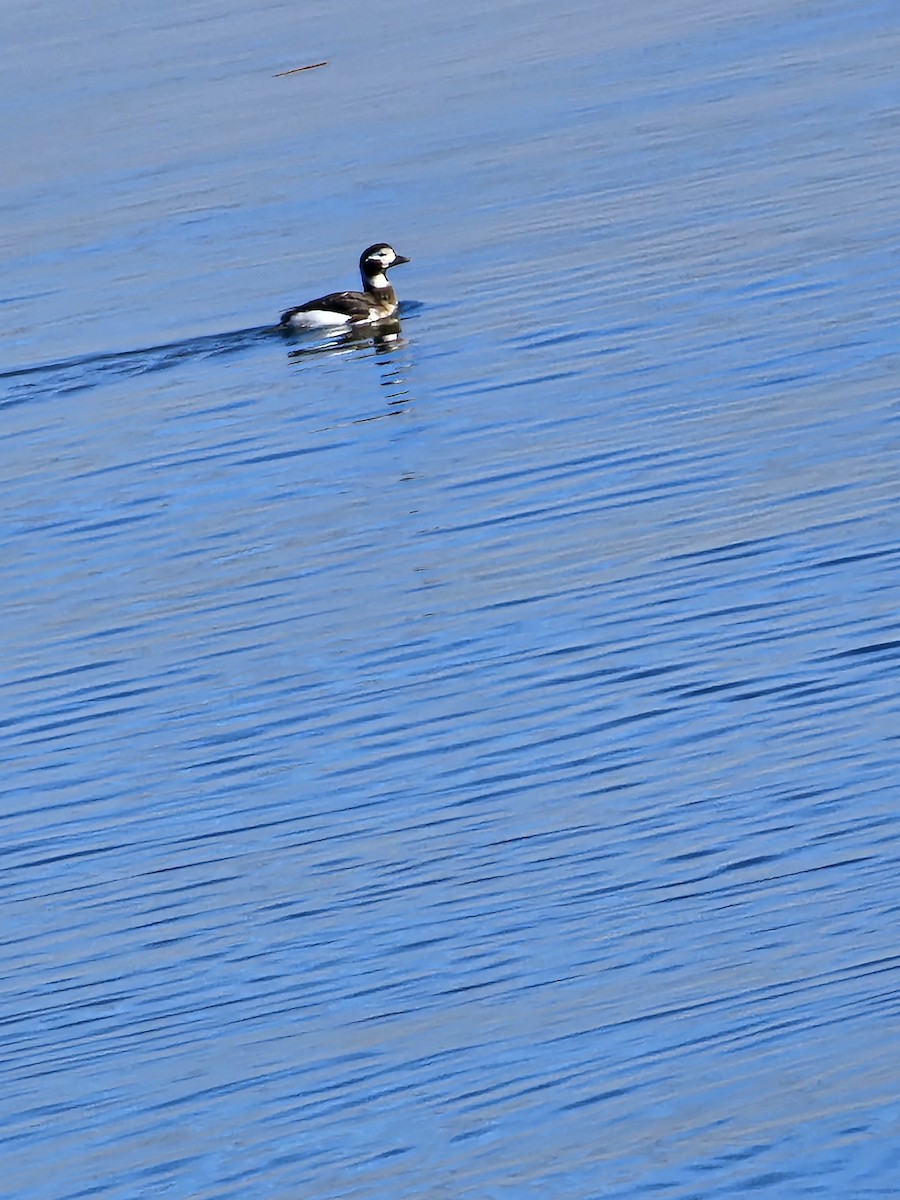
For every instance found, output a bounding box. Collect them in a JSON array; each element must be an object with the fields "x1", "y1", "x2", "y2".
[{"x1": 280, "y1": 243, "x2": 410, "y2": 329}]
